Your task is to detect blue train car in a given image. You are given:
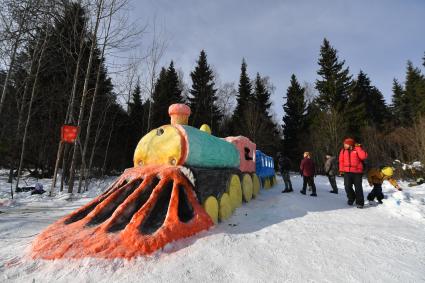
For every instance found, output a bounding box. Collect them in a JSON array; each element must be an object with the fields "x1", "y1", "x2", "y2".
[{"x1": 255, "y1": 150, "x2": 276, "y2": 188}]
